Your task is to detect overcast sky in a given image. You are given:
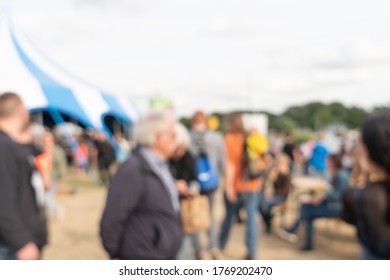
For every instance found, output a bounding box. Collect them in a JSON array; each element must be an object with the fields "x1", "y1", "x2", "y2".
[{"x1": 1, "y1": 0, "x2": 390, "y2": 116}]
